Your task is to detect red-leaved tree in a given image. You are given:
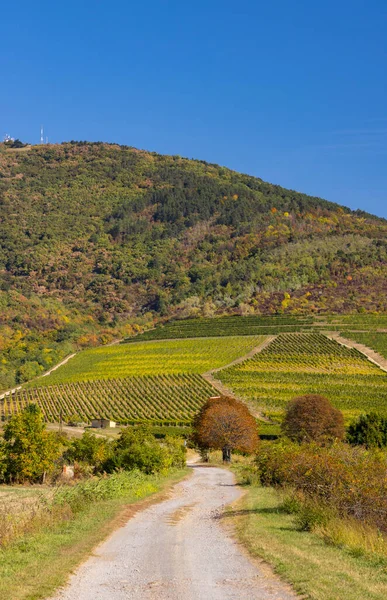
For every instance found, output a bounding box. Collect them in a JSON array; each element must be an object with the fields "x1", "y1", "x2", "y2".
[
  {"x1": 281, "y1": 394, "x2": 344, "y2": 444},
  {"x1": 193, "y1": 396, "x2": 259, "y2": 462}
]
